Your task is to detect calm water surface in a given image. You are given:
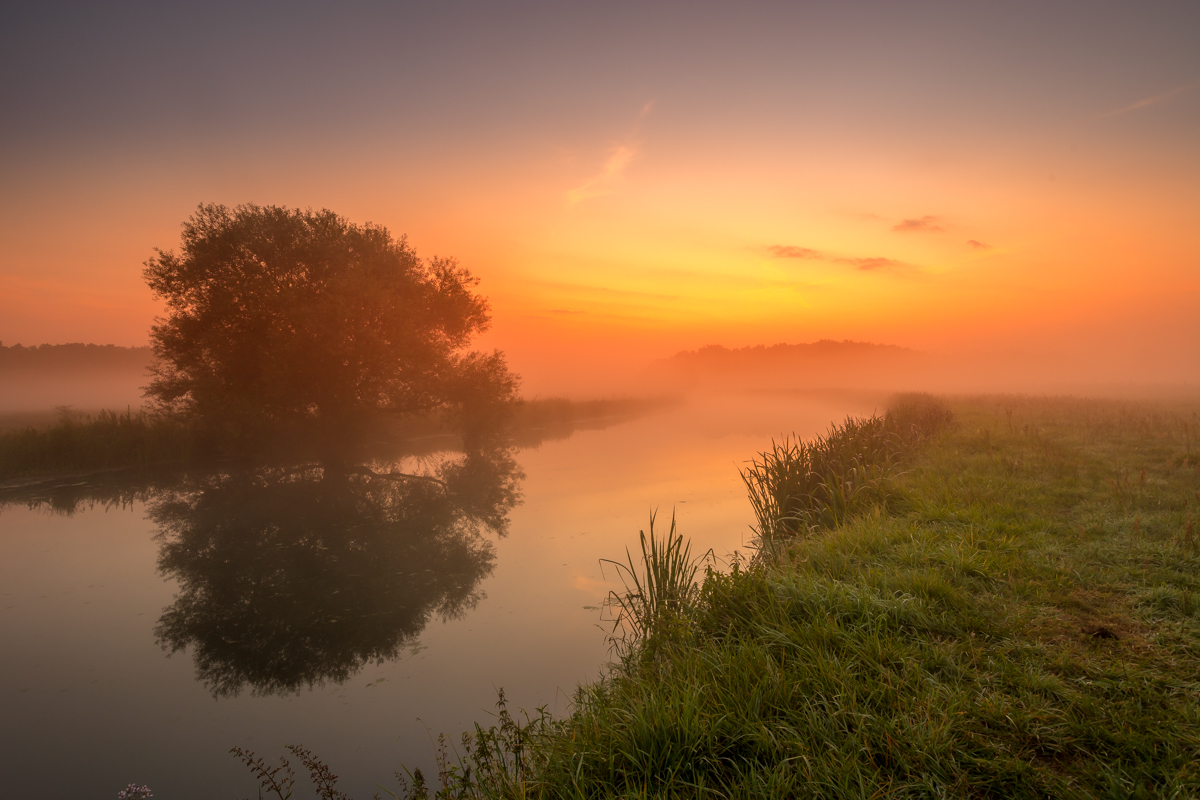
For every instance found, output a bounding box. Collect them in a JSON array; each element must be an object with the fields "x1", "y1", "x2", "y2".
[{"x1": 0, "y1": 392, "x2": 878, "y2": 799}]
